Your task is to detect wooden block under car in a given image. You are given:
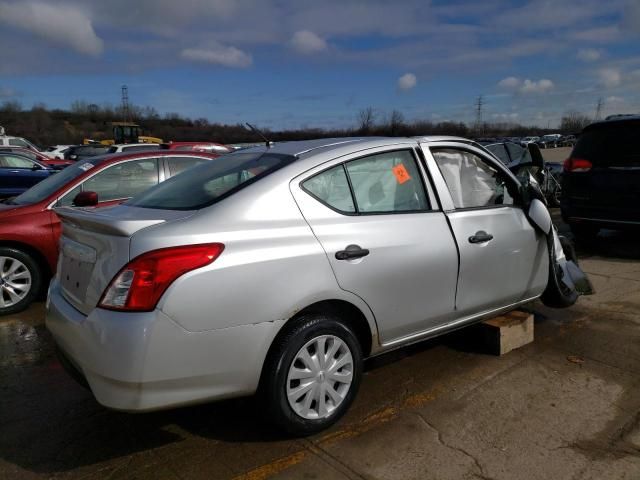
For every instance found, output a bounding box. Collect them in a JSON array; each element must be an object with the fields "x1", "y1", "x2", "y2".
[{"x1": 479, "y1": 310, "x2": 534, "y2": 356}]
